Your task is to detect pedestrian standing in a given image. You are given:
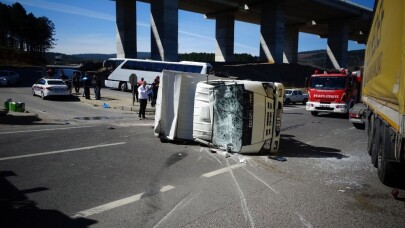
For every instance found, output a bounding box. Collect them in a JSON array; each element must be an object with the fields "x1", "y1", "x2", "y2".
[
  {"x1": 92, "y1": 74, "x2": 101, "y2": 100},
  {"x1": 137, "y1": 77, "x2": 144, "y2": 103},
  {"x1": 72, "y1": 72, "x2": 80, "y2": 94},
  {"x1": 83, "y1": 73, "x2": 91, "y2": 99},
  {"x1": 151, "y1": 78, "x2": 159, "y2": 107},
  {"x1": 130, "y1": 73, "x2": 139, "y2": 102},
  {"x1": 138, "y1": 81, "x2": 148, "y2": 120}
]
